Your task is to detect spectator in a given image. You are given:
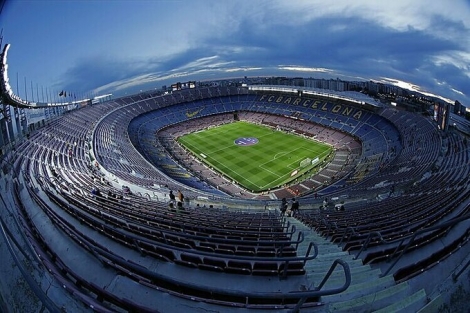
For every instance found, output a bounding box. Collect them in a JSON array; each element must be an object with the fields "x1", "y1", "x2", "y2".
[
  {"x1": 323, "y1": 197, "x2": 328, "y2": 209},
  {"x1": 280, "y1": 198, "x2": 287, "y2": 216},
  {"x1": 177, "y1": 190, "x2": 184, "y2": 203},
  {"x1": 285, "y1": 207, "x2": 293, "y2": 217},
  {"x1": 107, "y1": 190, "x2": 115, "y2": 201},
  {"x1": 287, "y1": 198, "x2": 293, "y2": 211},
  {"x1": 101, "y1": 176, "x2": 109, "y2": 185},
  {"x1": 91, "y1": 187, "x2": 101, "y2": 200},
  {"x1": 291, "y1": 198, "x2": 299, "y2": 216},
  {"x1": 177, "y1": 201, "x2": 184, "y2": 210},
  {"x1": 91, "y1": 187, "x2": 98, "y2": 198},
  {"x1": 169, "y1": 190, "x2": 176, "y2": 202}
]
